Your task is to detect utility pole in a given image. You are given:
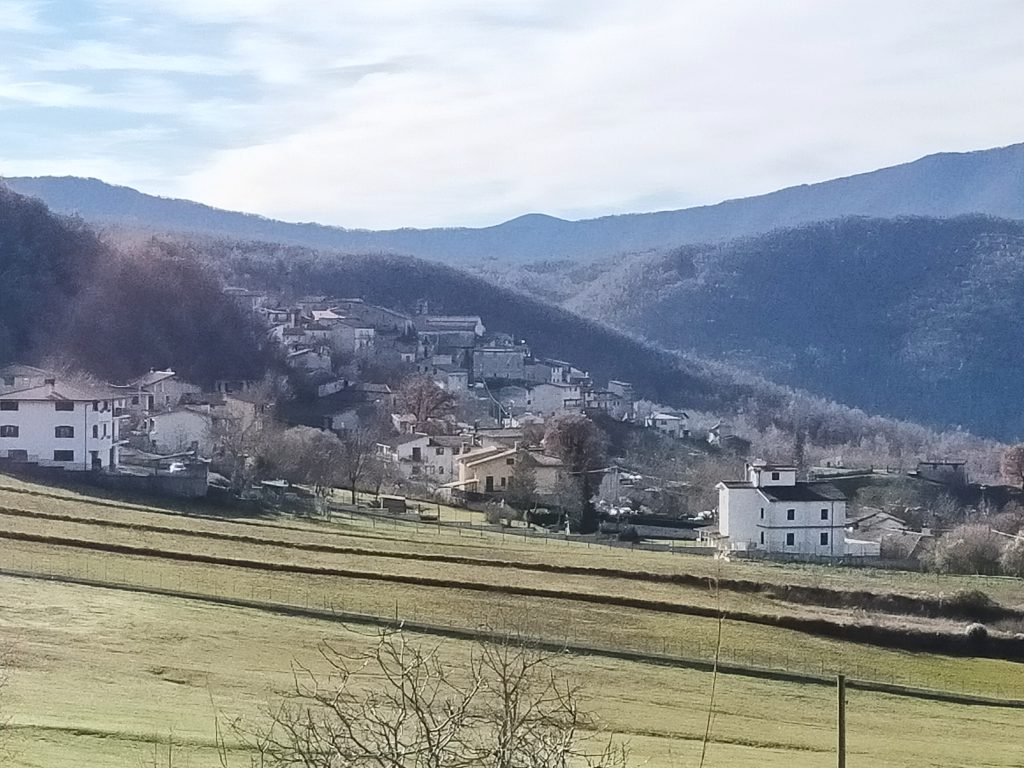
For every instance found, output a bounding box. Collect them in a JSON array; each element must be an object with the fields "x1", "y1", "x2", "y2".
[{"x1": 837, "y1": 674, "x2": 847, "y2": 768}]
